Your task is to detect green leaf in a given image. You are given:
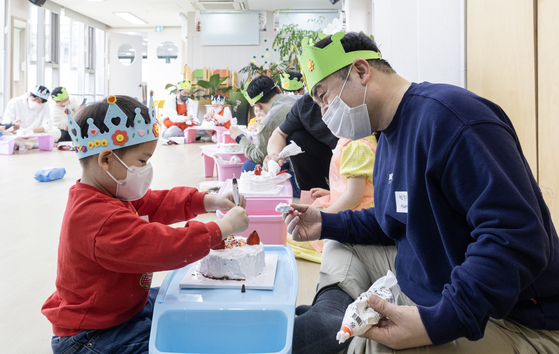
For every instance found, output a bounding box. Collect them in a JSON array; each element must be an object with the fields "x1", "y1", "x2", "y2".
[{"x1": 164, "y1": 83, "x2": 175, "y2": 90}]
